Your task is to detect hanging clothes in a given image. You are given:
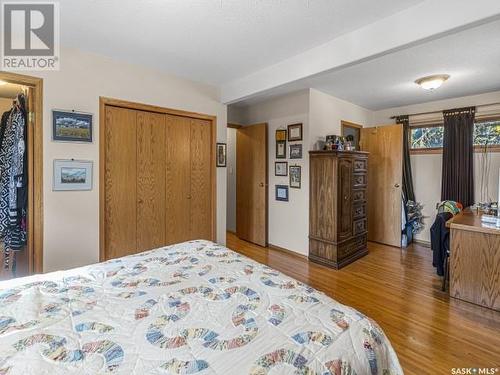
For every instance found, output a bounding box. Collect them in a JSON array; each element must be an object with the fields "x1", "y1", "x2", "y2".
[{"x1": 0, "y1": 94, "x2": 28, "y2": 270}]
